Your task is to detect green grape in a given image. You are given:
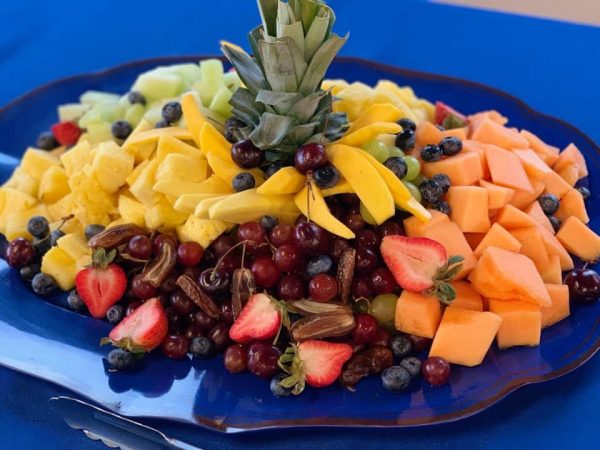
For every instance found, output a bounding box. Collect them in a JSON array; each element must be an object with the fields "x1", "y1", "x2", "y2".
[
  {"x1": 360, "y1": 202, "x2": 378, "y2": 226},
  {"x1": 402, "y1": 155, "x2": 421, "y2": 181},
  {"x1": 363, "y1": 140, "x2": 390, "y2": 163},
  {"x1": 370, "y1": 294, "x2": 398, "y2": 331},
  {"x1": 402, "y1": 181, "x2": 422, "y2": 203},
  {"x1": 412, "y1": 174, "x2": 427, "y2": 187},
  {"x1": 388, "y1": 146, "x2": 405, "y2": 158}
]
